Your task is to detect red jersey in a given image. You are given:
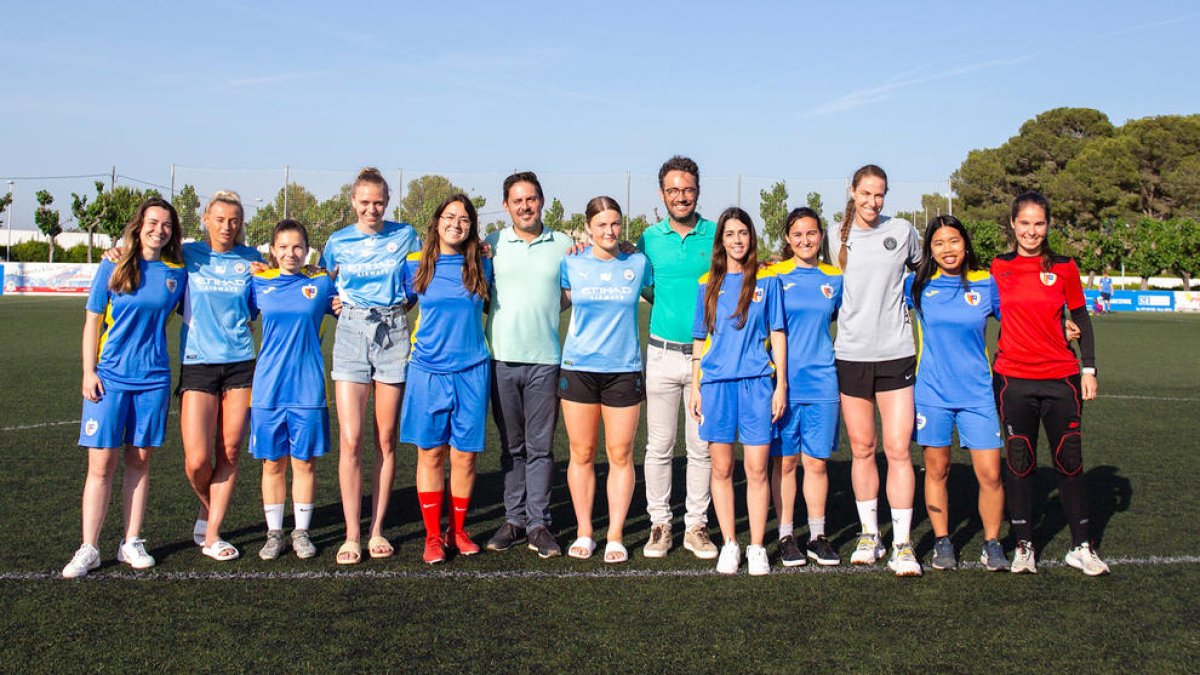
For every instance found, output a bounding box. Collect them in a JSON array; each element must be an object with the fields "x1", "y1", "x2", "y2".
[{"x1": 991, "y1": 253, "x2": 1086, "y2": 380}]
